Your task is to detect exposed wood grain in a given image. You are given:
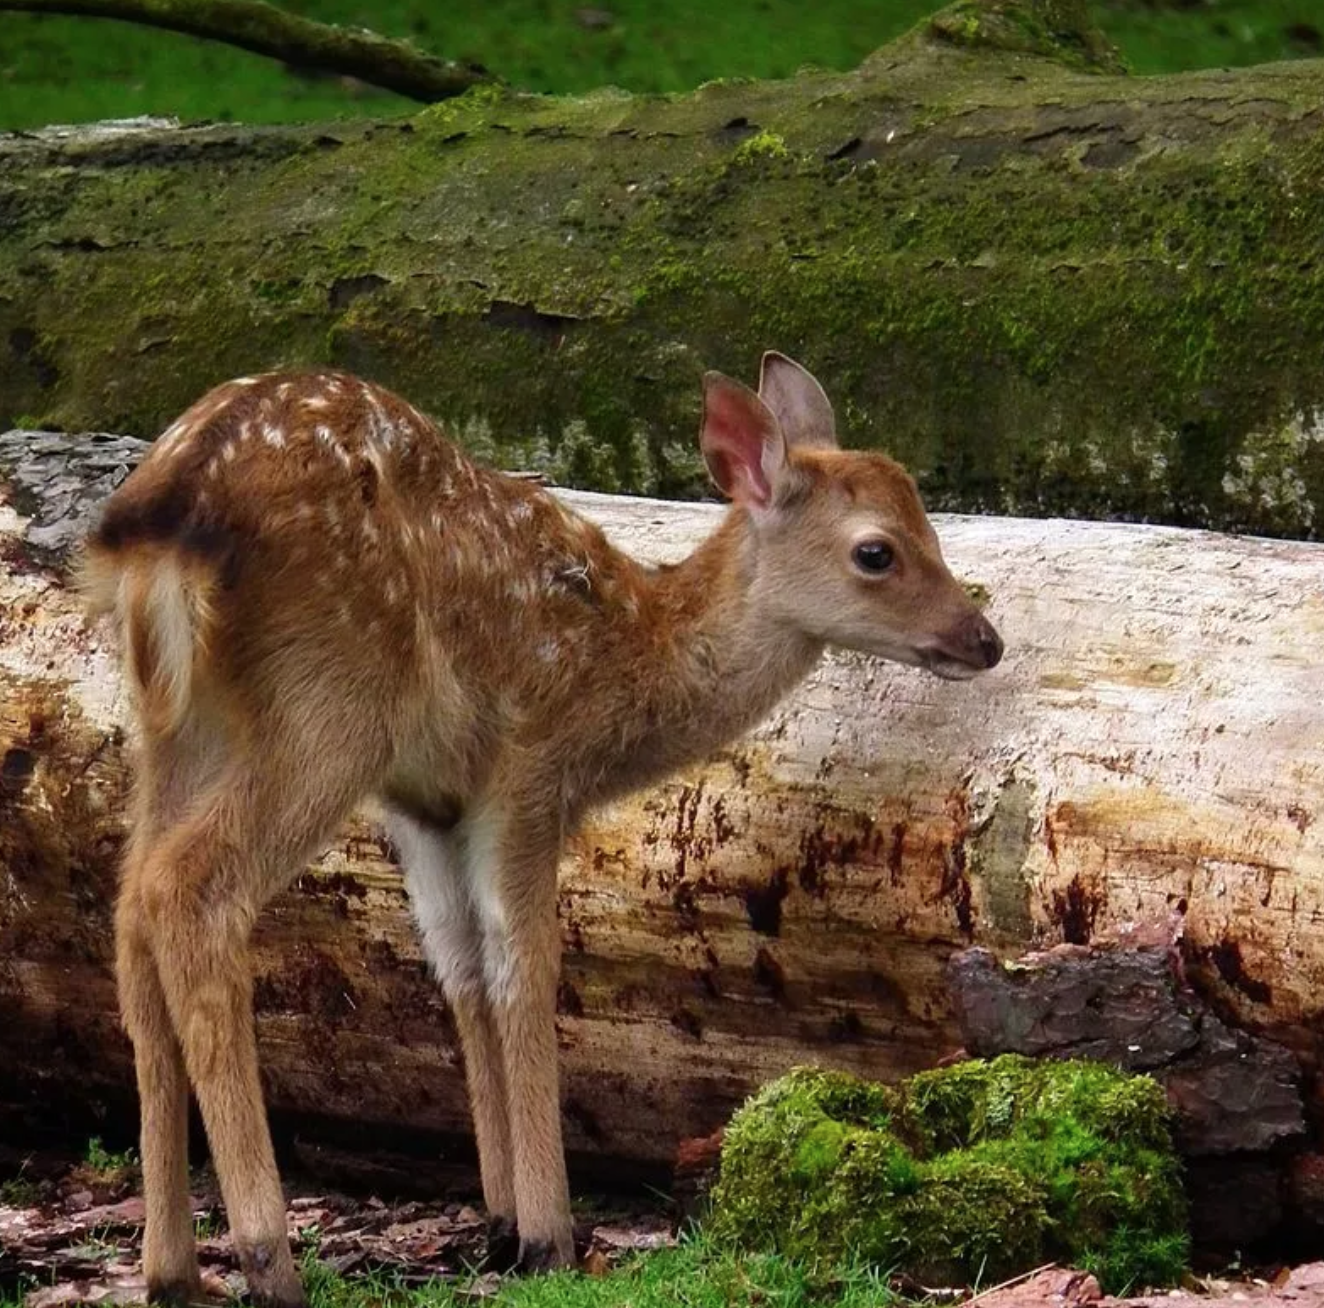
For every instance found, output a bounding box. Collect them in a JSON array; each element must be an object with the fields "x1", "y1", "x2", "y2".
[{"x1": 3, "y1": 450, "x2": 1322, "y2": 1169}]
